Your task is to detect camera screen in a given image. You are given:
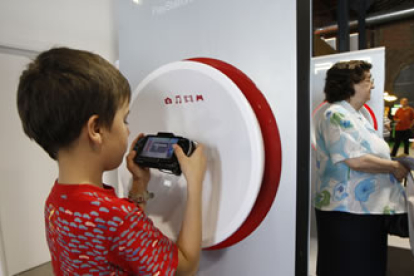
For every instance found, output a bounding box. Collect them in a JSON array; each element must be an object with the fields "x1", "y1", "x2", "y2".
[{"x1": 140, "y1": 137, "x2": 179, "y2": 159}]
